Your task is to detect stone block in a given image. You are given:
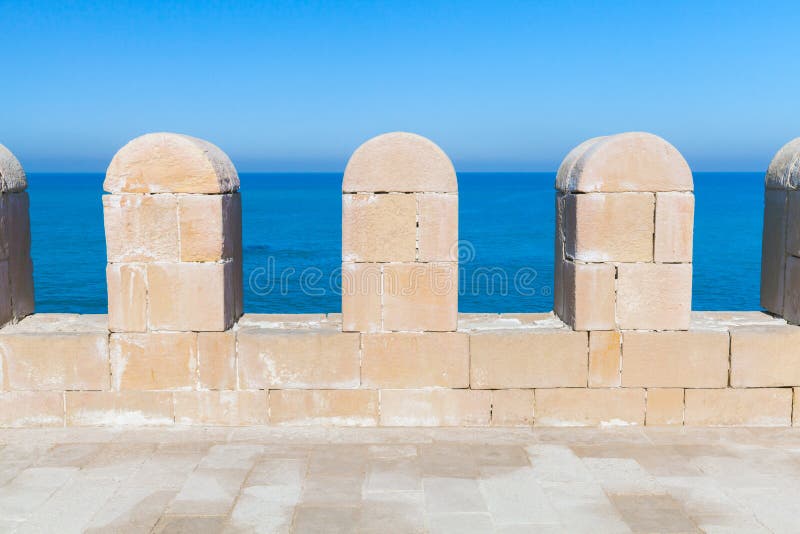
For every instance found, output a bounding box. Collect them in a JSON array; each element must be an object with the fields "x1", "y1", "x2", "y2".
[
  {"x1": 0, "y1": 392, "x2": 64, "y2": 427},
  {"x1": 106, "y1": 263, "x2": 147, "y2": 332},
  {"x1": 342, "y1": 193, "x2": 416, "y2": 262},
  {"x1": 342, "y1": 132, "x2": 457, "y2": 193},
  {"x1": 645, "y1": 388, "x2": 684, "y2": 426},
  {"x1": 198, "y1": 331, "x2": 236, "y2": 390},
  {"x1": 616, "y1": 263, "x2": 692, "y2": 330},
  {"x1": 0, "y1": 327, "x2": 109, "y2": 391},
  {"x1": 470, "y1": 329, "x2": 588, "y2": 388},
  {"x1": 730, "y1": 325, "x2": 800, "y2": 387},
  {"x1": 787, "y1": 191, "x2": 800, "y2": 256},
  {"x1": 103, "y1": 194, "x2": 179, "y2": 262},
  {"x1": 147, "y1": 261, "x2": 236, "y2": 331},
  {"x1": 684, "y1": 388, "x2": 792, "y2": 427},
  {"x1": 110, "y1": 333, "x2": 197, "y2": 391},
  {"x1": 621, "y1": 330, "x2": 729, "y2": 388},
  {"x1": 563, "y1": 192, "x2": 654, "y2": 262},
  {"x1": 104, "y1": 133, "x2": 239, "y2": 194},
  {"x1": 178, "y1": 193, "x2": 240, "y2": 262},
  {"x1": 535, "y1": 388, "x2": 645, "y2": 426},
  {"x1": 5, "y1": 192, "x2": 34, "y2": 319},
  {"x1": 237, "y1": 329, "x2": 360, "y2": 389},
  {"x1": 174, "y1": 391, "x2": 267, "y2": 425},
  {"x1": 556, "y1": 132, "x2": 693, "y2": 193},
  {"x1": 553, "y1": 195, "x2": 566, "y2": 319},
  {"x1": 560, "y1": 261, "x2": 616, "y2": 330},
  {"x1": 379, "y1": 389, "x2": 491, "y2": 426},
  {"x1": 0, "y1": 261, "x2": 10, "y2": 325},
  {"x1": 418, "y1": 193, "x2": 458, "y2": 261},
  {"x1": 795, "y1": 388, "x2": 799, "y2": 427},
  {"x1": 782, "y1": 256, "x2": 800, "y2": 324},
  {"x1": 383, "y1": 262, "x2": 458, "y2": 331},
  {"x1": 491, "y1": 389, "x2": 534, "y2": 427},
  {"x1": 760, "y1": 190, "x2": 787, "y2": 315},
  {"x1": 654, "y1": 192, "x2": 694, "y2": 262},
  {"x1": 269, "y1": 390, "x2": 378, "y2": 426},
  {"x1": 0, "y1": 143, "x2": 28, "y2": 193},
  {"x1": 341, "y1": 262, "x2": 382, "y2": 332},
  {"x1": 589, "y1": 330, "x2": 621, "y2": 387},
  {"x1": 65, "y1": 391, "x2": 174, "y2": 426},
  {"x1": 361, "y1": 332, "x2": 469, "y2": 388}
]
